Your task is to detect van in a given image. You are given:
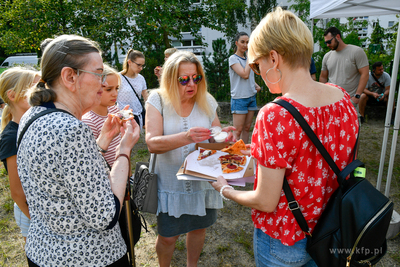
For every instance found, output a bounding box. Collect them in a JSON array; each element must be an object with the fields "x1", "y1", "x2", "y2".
[{"x1": 0, "y1": 56, "x2": 38, "y2": 67}]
